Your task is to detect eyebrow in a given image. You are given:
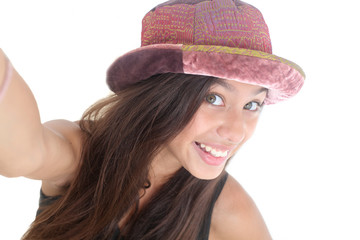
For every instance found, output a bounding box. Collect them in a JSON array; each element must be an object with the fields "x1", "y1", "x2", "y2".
[
  {"x1": 216, "y1": 80, "x2": 235, "y2": 91},
  {"x1": 255, "y1": 87, "x2": 268, "y2": 95},
  {"x1": 216, "y1": 80, "x2": 268, "y2": 95}
]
